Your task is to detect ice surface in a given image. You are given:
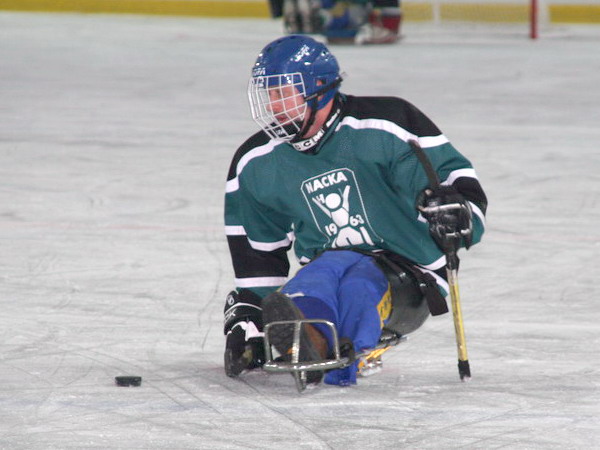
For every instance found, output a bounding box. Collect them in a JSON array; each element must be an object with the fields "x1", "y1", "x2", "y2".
[{"x1": 0, "y1": 12, "x2": 599, "y2": 449}]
